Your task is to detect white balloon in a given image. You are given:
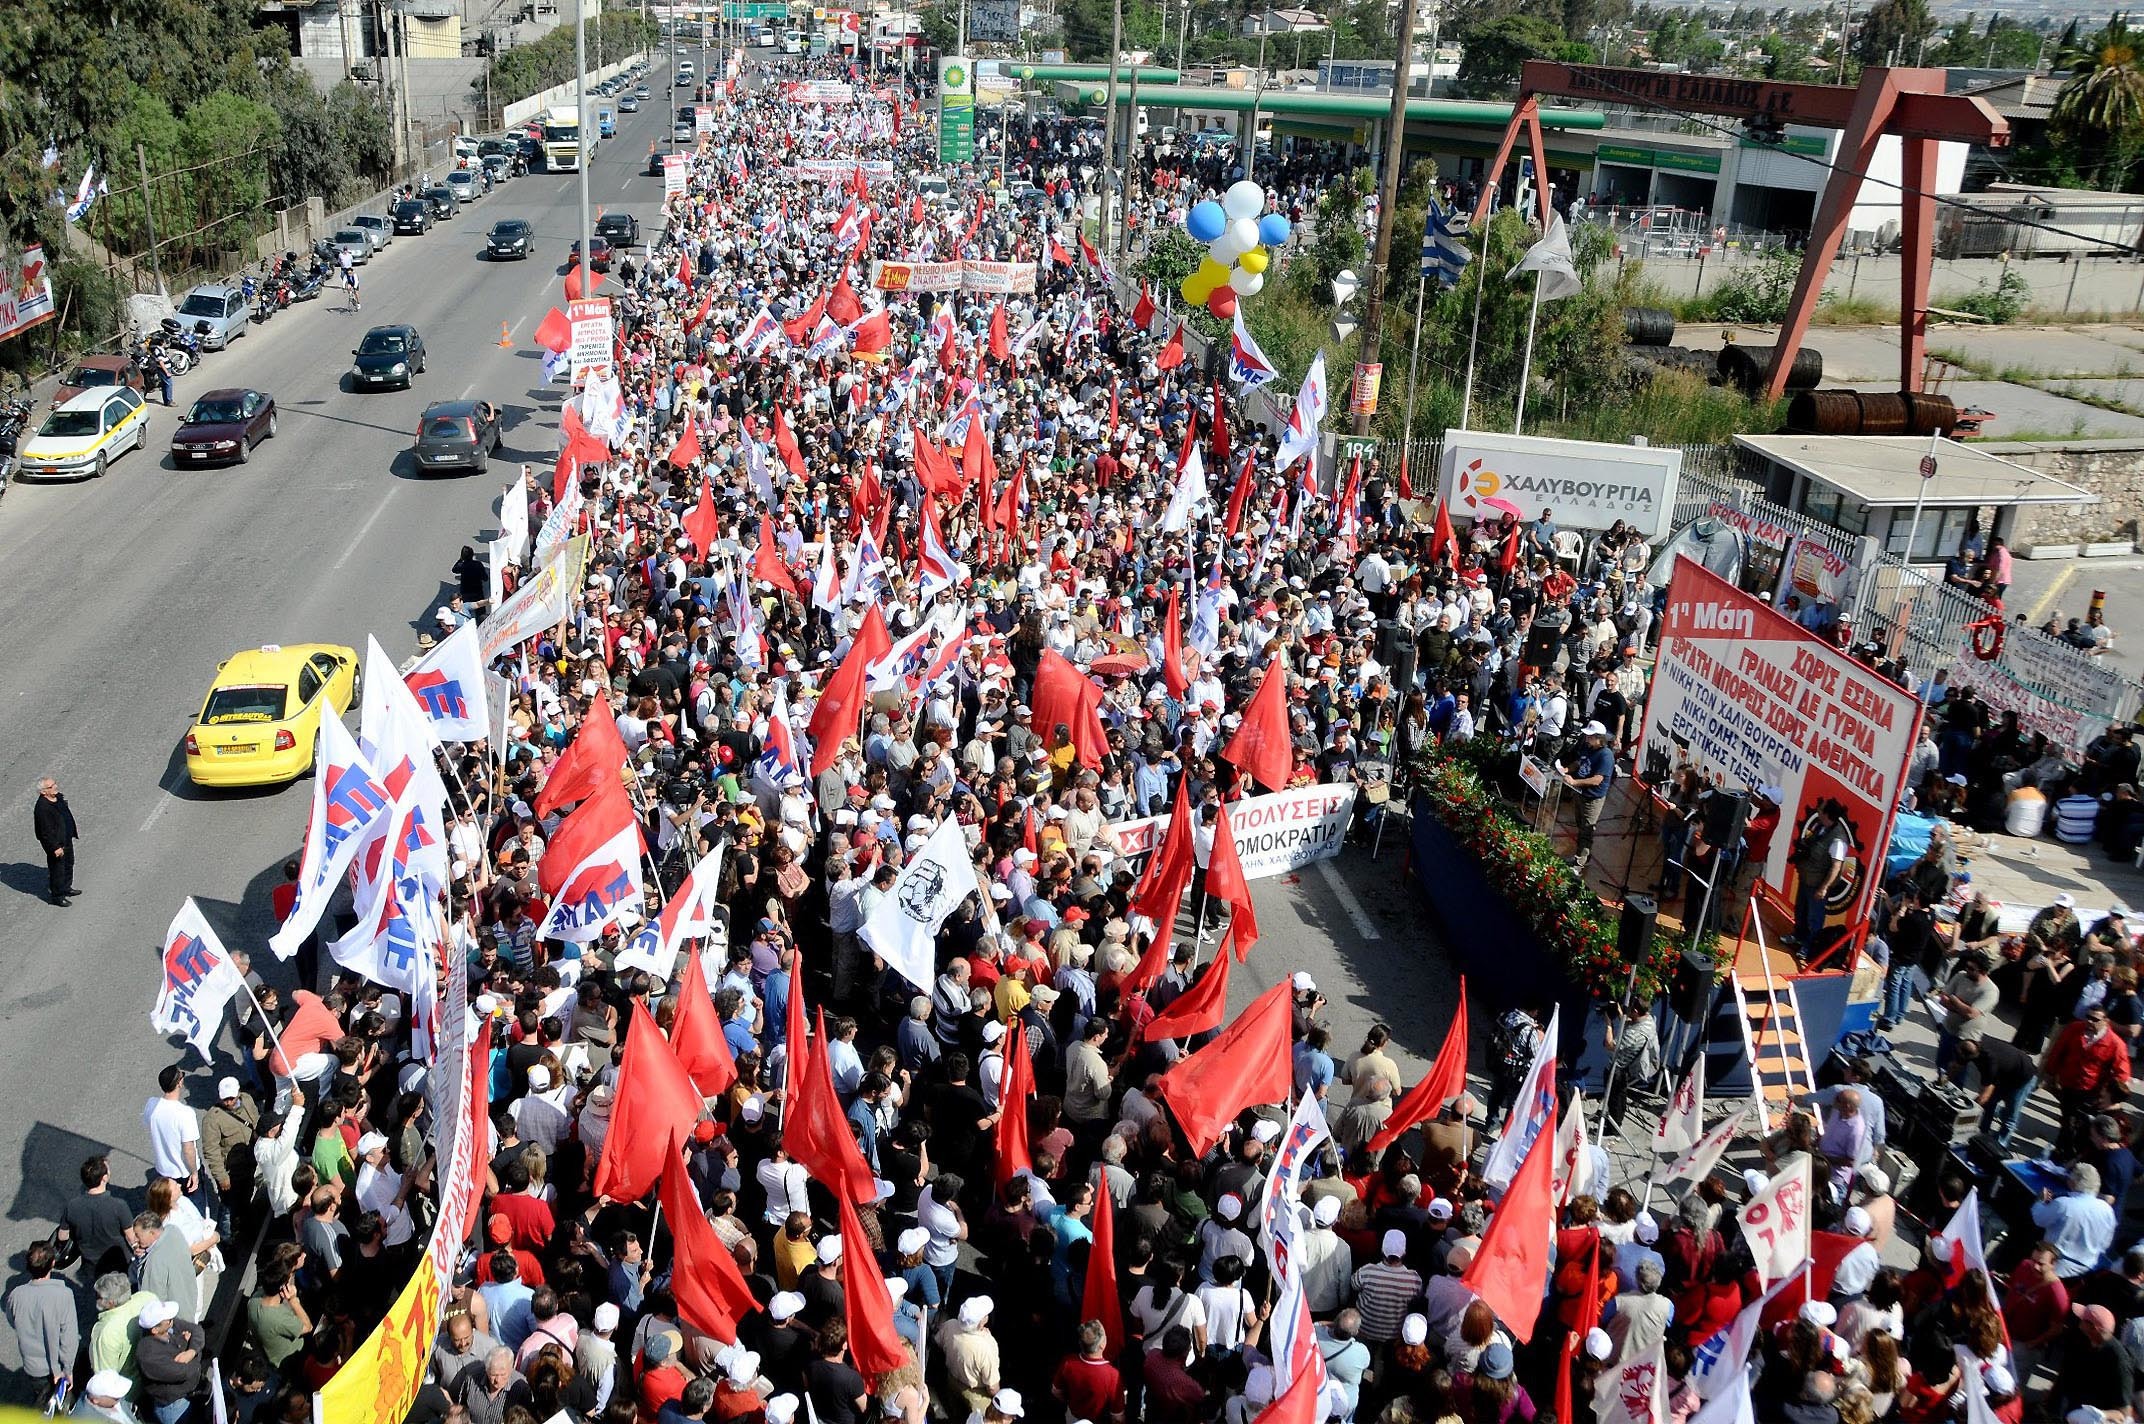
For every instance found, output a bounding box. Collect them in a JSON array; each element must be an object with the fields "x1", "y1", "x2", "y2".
[
  {"x1": 1229, "y1": 267, "x2": 1265, "y2": 296},
  {"x1": 1209, "y1": 232, "x2": 1249, "y2": 264},
  {"x1": 1223, "y1": 180, "x2": 1266, "y2": 221},
  {"x1": 1226, "y1": 217, "x2": 1261, "y2": 255}
]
